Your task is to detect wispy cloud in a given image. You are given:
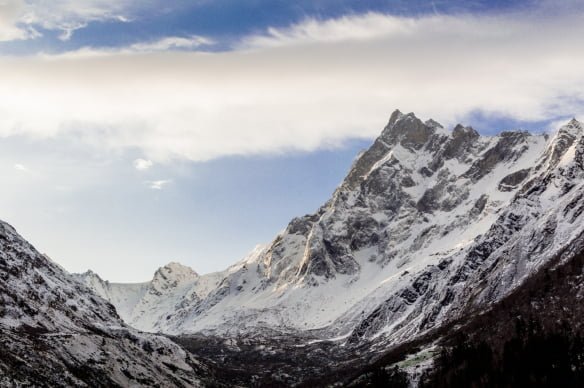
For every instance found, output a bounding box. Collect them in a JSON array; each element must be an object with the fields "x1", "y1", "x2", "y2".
[
  {"x1": 129, "y1": 36, "x2": 214, "y2": 52},
  {"x1": 0, "y1": 0, "x2": 153, "y2": 41},
  {"x1": 57, "y1": 22, "x2": 88, "y2": 41},
  {"x1": 239, "y1": 13, "x2": 418, "y2": 48},
  {"x1": 133, "y1": 158, "x2": 153, "y2": 170},
  {"x1": 0, "y1": 8, "x2": 583, "y2": 161},
  {"x1": 147, "y1": 179, "x2": 171, "y2": 190}
]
